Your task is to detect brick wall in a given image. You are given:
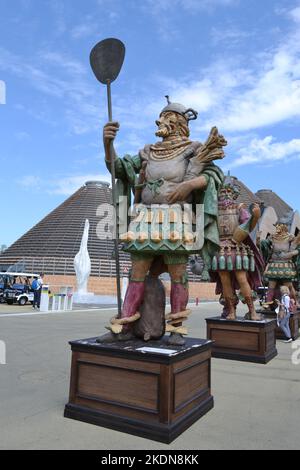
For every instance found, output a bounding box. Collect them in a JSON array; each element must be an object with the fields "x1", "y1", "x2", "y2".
[{"x1": 44, "y1": 274, "x2": 218, "y2": 301}]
